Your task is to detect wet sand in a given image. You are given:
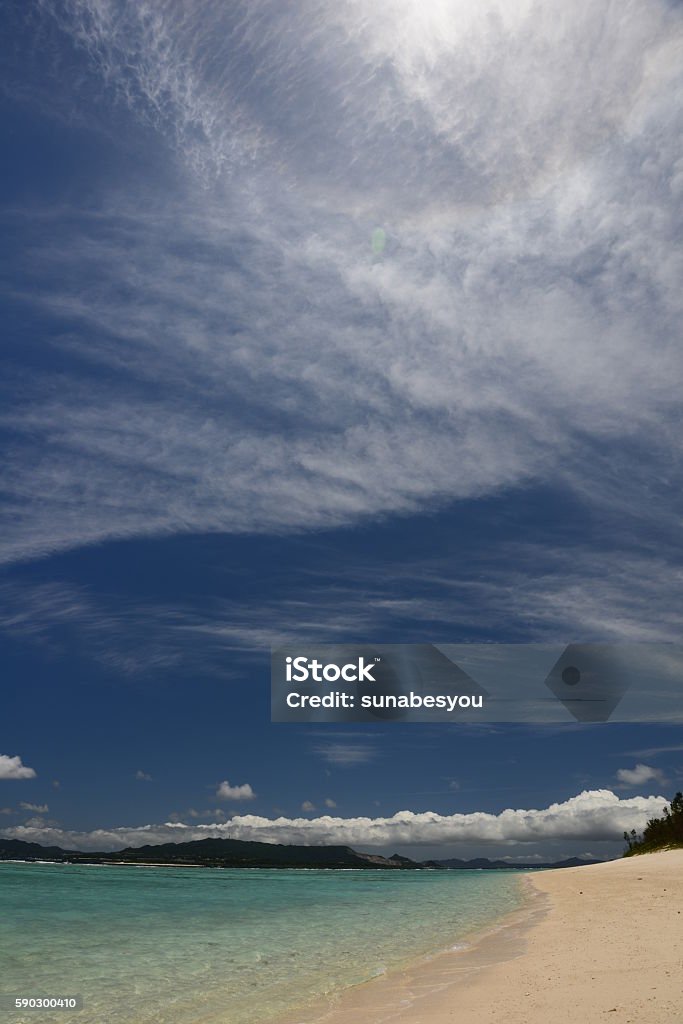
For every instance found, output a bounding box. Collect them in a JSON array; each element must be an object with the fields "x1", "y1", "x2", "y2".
[{"x1": 281, "y1": 849, "x2": 683, "y2": 1024}]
